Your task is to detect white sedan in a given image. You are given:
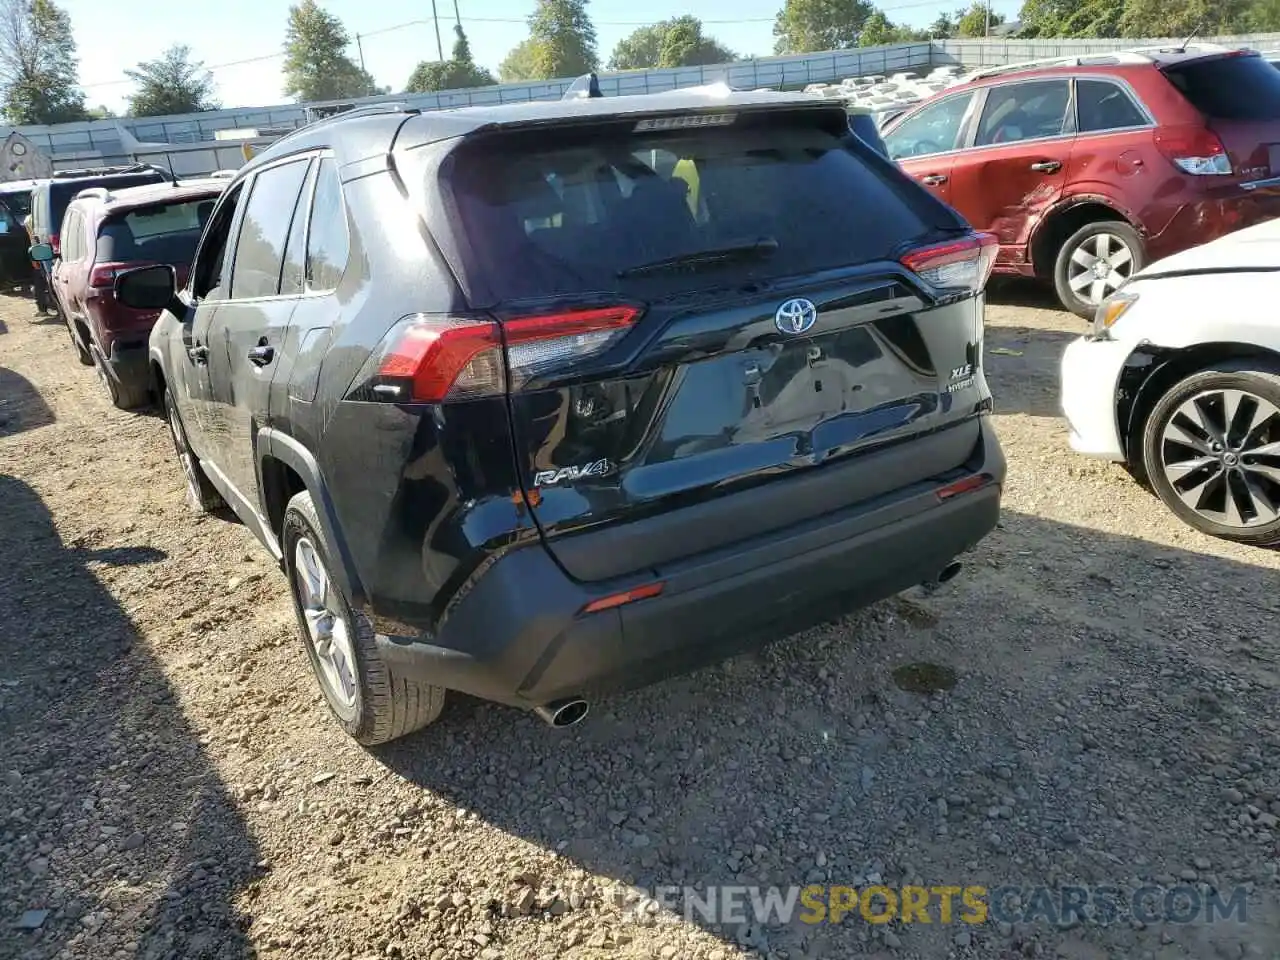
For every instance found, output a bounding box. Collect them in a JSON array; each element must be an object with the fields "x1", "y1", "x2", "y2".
[{"x1": 1060, "y1": 217, "x2": 1280, "y2": 546}]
